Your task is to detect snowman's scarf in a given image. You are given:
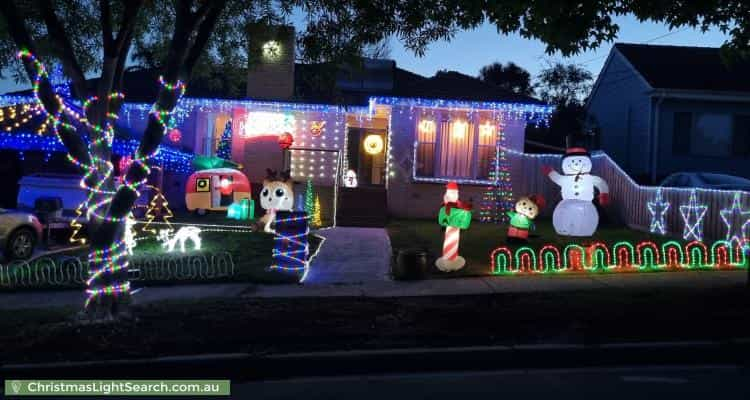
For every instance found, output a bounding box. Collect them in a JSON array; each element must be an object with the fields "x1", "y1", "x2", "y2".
[{"x1": 564, "y1": 171, "x2": 589, "y2": 182}]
